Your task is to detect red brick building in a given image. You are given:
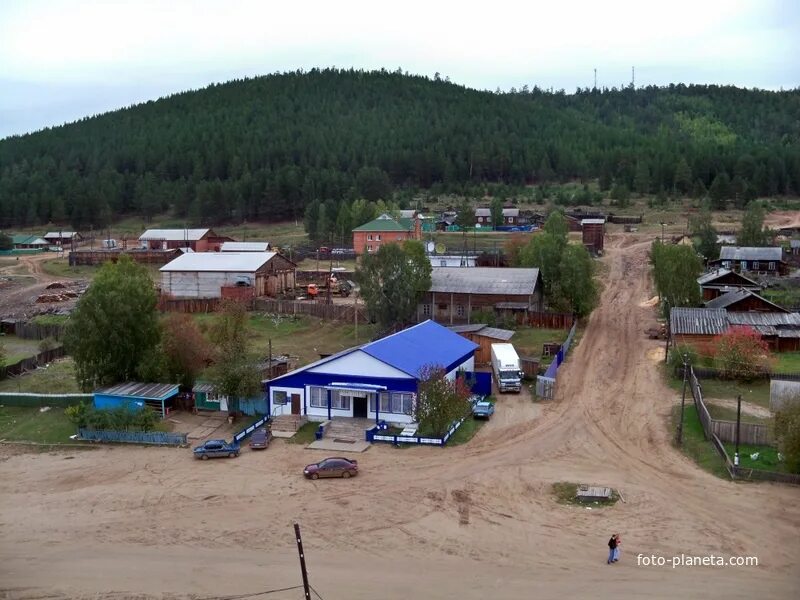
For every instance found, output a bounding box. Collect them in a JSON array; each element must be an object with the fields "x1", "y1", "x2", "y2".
[{"x1": 352, "y1": 214, "x2": 421, "y2": 255}]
